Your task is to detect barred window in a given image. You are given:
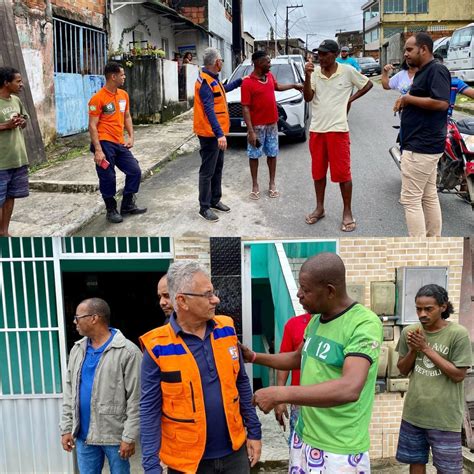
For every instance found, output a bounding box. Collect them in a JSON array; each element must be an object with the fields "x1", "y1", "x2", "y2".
[
  {"x1": 384, "y1": 0, "x2": 404, "y2": 13},
  {"x1": 407, "y1": 0, "x2": 428, "y2": 13},
  {"x1": 384, "y1": 26, "x2": 405, "y2": 38}
]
